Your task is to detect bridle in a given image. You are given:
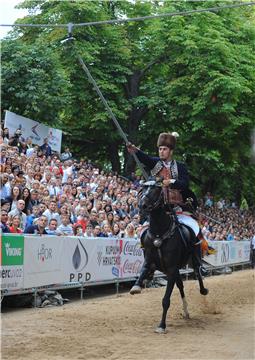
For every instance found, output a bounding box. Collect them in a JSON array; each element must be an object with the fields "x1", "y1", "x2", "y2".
[{"x1": 139, "y1": 181, "x2": 164, "y2": 213}]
